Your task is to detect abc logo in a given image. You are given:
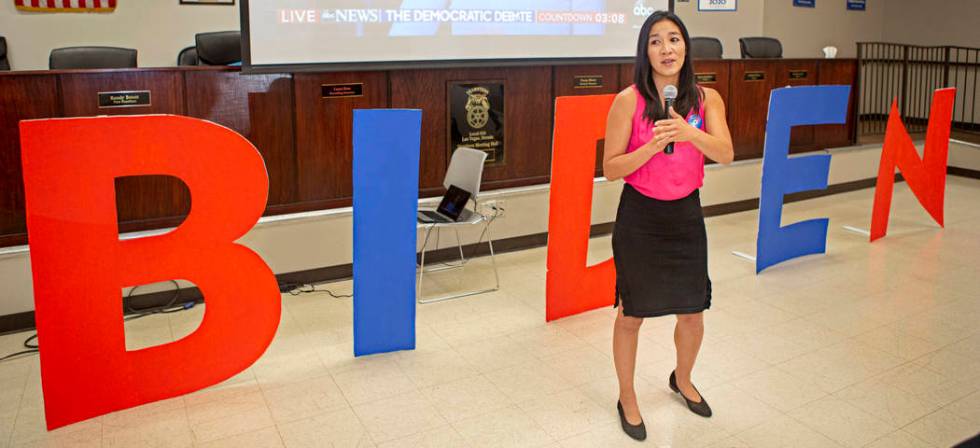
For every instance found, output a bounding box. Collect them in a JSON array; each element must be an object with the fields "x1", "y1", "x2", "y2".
[{"x1": 633, "y1": 1, "x2": 656, "y2": 17}]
